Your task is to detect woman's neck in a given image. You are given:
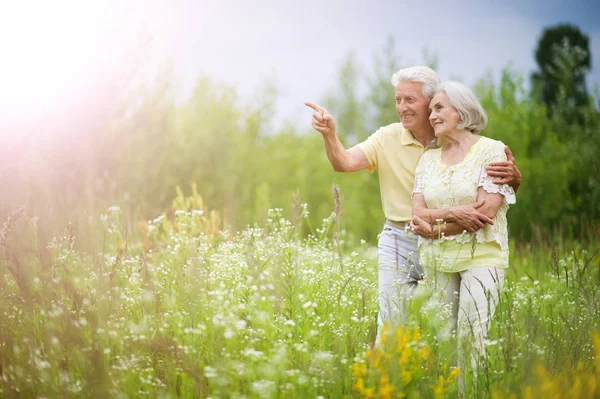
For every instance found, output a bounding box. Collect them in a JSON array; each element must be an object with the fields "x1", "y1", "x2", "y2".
[
  {"x1": 440, "y1": 129, "x2": 480, "y2": 166},
  {"x1": 442, "y1": 129, "x2": 478, "y2": 150}
]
